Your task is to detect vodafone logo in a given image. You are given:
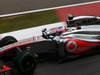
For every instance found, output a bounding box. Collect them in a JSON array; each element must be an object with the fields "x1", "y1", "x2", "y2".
[{"x1": 65, "y1": 41, "x2": 77, "y2": 52}]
